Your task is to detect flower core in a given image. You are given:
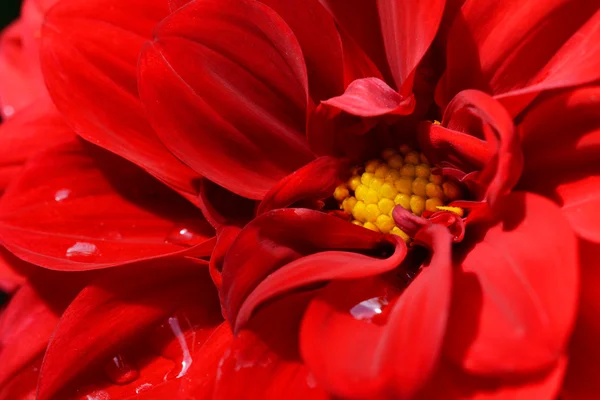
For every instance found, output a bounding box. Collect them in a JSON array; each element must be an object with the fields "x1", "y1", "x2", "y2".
[{"x1": 334, "y1": 145, "x2": 464, "y2": 240}]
